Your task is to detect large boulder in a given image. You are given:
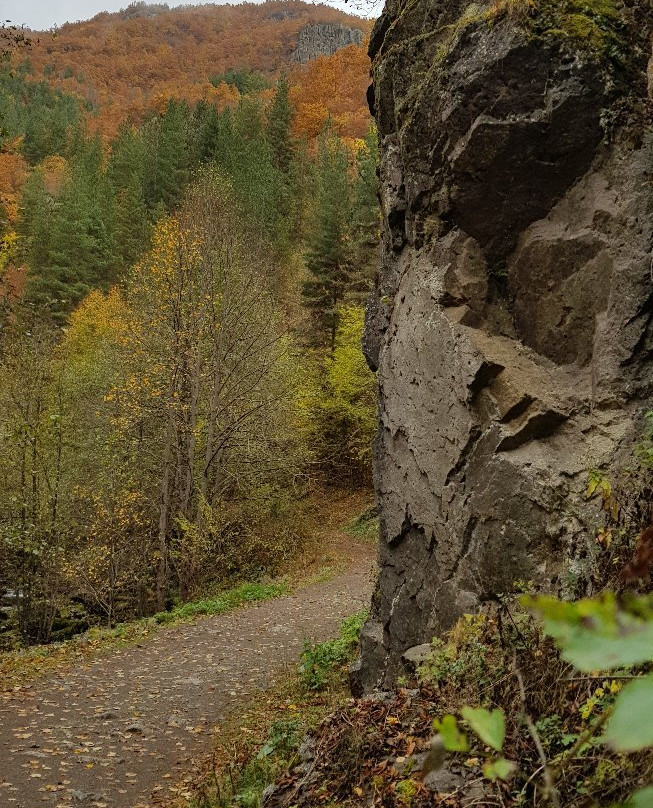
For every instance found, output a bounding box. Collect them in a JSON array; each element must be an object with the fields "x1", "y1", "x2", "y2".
[{"x1": 359, "y1": 0, "x2": 653, "y2": 691}]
